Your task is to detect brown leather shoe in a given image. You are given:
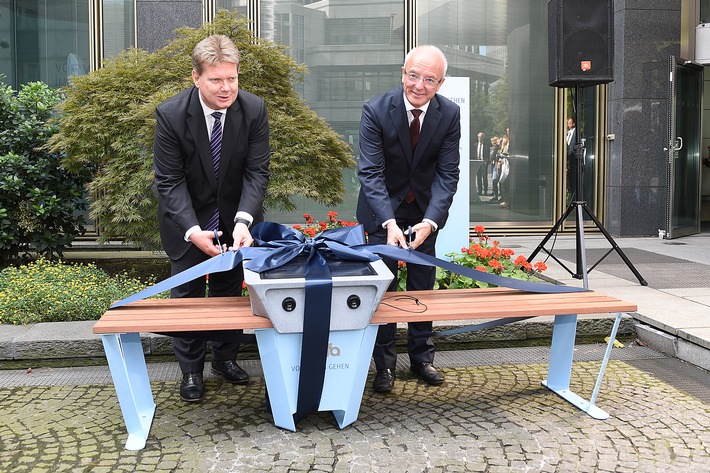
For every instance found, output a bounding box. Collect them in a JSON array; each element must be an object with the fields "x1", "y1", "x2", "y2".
[
  {"x1": 410, "y1": 362, "x2": 444, "y2": 385},
  {"x1": 180, "y1": 372, "x2": 204, "y2": 402},
  {"x1": 373, "y1": 368, "x2": 395, "y2": 393},
  {"x1": 211, "y1": 360, "x2": 249, "y2": 385}
]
